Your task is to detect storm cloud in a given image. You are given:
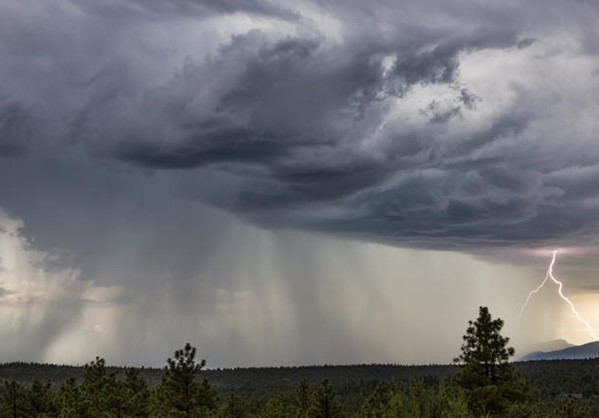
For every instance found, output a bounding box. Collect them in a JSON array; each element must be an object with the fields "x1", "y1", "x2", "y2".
[
  {"x1": 2, "y1": 0, "x2": 599, "y2": 250},
  {"x1": 1, "y1": 0, "x2": 599, "y2": 365}
]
